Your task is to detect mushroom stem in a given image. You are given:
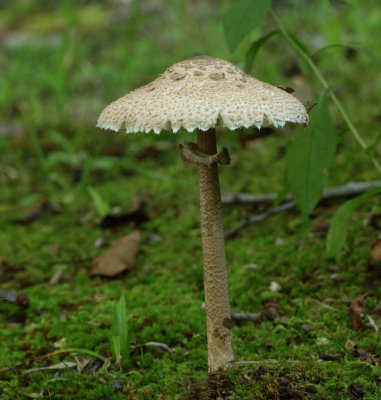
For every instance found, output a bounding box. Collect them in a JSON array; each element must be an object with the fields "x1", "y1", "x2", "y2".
[{"x1": 197, "y1": 128, "x2": 235, "y2": 373}]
